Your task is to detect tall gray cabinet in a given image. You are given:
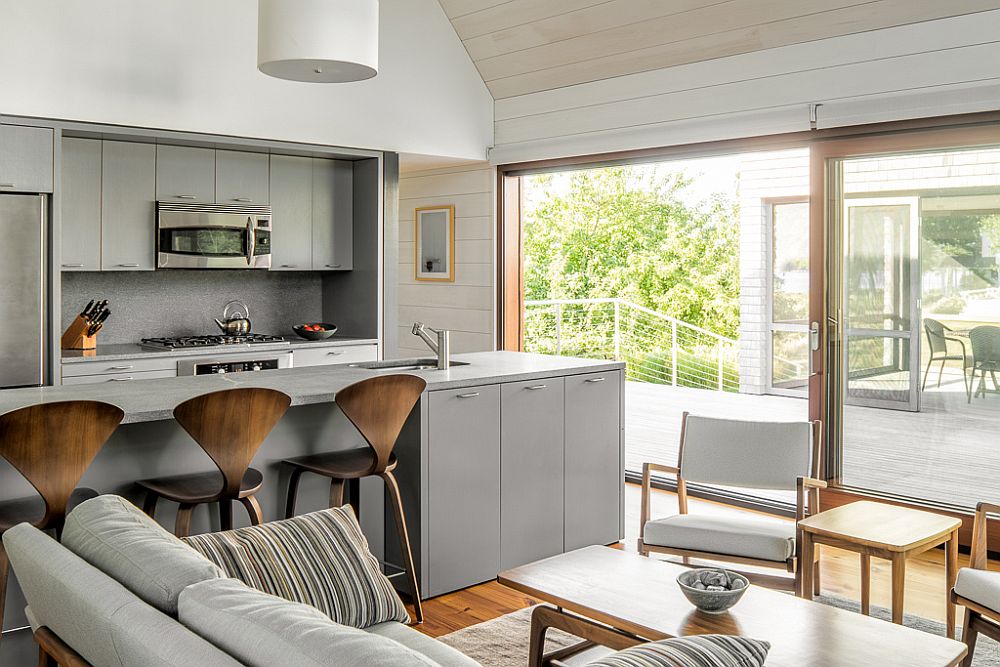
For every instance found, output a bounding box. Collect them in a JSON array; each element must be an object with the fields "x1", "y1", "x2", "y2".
[{"x1": 60, "y1": 138, "x2": 102, "y2": 271}]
